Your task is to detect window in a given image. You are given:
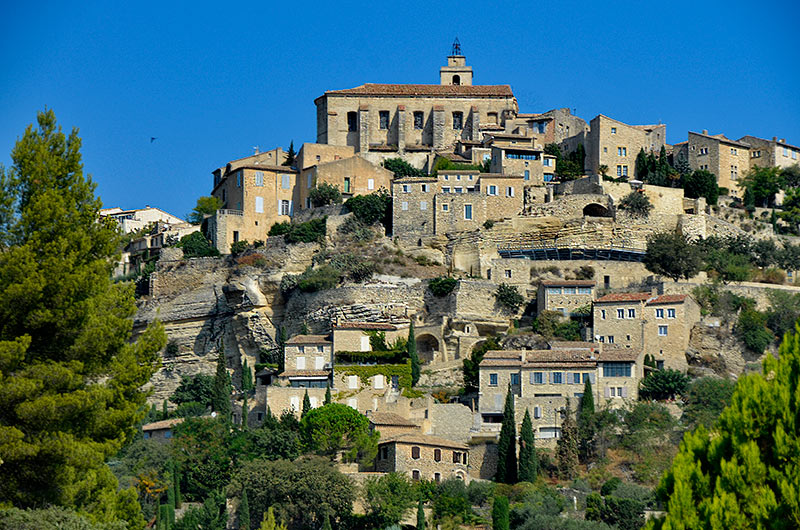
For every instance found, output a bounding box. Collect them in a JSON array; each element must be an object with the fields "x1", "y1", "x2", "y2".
[
  {"x1": 315, "y1": 356, "x2": 324, "y2": 369},
  {"x1": 411, "y1": 446, "x2": 420, "y2": 459},
  {"x1": 453, "y1": 111, "x2": 463, "y2": 130},
  {"x1": 489, "y1": 373, "x2": 498, "y2": 386},
  {"x1": 578, "y1": 287, "x2": 592, "y2": 294},
  {"x1": 255, "y1": 196, "x2": 264, "y2": 213},
  {"x1": 464, "y1": 204, "x2": 472, "y2": 220},
  {"x1": 543, "y1": 158, "x2": 552, "y2": 167},
  {"x1": 617, "y1": 165, "x2": 623, "y2": 177},
  {"x1": 374, "y1": 374, "x2": 384, "y2": 389},
  {"x1": 164, "y1": 430, "x2": 172, "y2": 439},
  {"x1": 296, "y1": 356, "x2": 306, "y2": 369},
  {"x1": 622, "y1": 165, "x2": 628, "y2": 176},
  {"x1": 421, "y1": 184, "x2": 428, "y2": 192},
  {"x1": 347, "y1": 111, "x2": 358, "y2": 132},
  {"x1": 379, "y1": 111, "x2": 390, "y2": 130},
  {"x1": 143, "y1": 431, "x2": 151, "y2": 439},
  {"x1": 488, "y1": 185, "x2": 497, "y2": 196},
  {"x1": 700, "y1": 147, "x2": 708, "y2": 155},
  {"x1": 731, "y1": 148, "x2": 738, "y2": 155},
  {"x1": 368, "y1": 178, "x2": 374, "y2": 190},
  {"x1": 348, "y1": 375, "x2": 358, "y2": 389},
  {"x1": 563, "y1": 287, "x2": 577, "y2": 294},
  {"x1": 434, "y1": 448, "x2": 441, "y2": 462},
  {"x1": 532, "y1": 372, "x2": 544, "y2": 384},
  {"x1": 453, "y1": 451, "x2": 462, "y2": 463},
  {"x1": 572, "y1": 372, "x2": 582, "y2": 384},
  {"x1": 434, "y1": 472, "x2": 441, "y2": 483},
  {"x1": 454, "y1": 187, "x2": 463, "y2": 193},
  {"x1": 442, "y1": 186, "x2": 450, "y2": 193},
  {"x1": 604, "y1": 147, "x2": 608, "y2": 153},
  {"x1": 281, "y1": 174, "x2": 291, "y2": 189},
  {"x1": 611, "y1": 127, "x2": 617, "y2": 134},
  {"x1": 783, "y1": 147, "x2": 789, "y2": 157},
  {"x1": 236, "y1": 172, "x2": 242, "y2": 187},
  {"x1": 667, "y1": 308, "x2": 676, "y2": 319},
  {"x1": 280, "y1": 200, "x2": 290, "y2": 216},
  {"x1": 658, "y1": 325, "x2": 668, "y2": 336},
  {"x1": 504, "y1": 269, "x2": 512, "y2": 279},
  {"x1": 524, "y1": 170, "x2": 530, "y2": 180},
  {"x1": 794, "y1": 150, "x2": 798, "y2": 160},
  {"x1": 607, "y1": 336, "x2": 615, "y2": 344},
  {"x1": 307, "y1": 174, "x2": 312, "y2": 187},
  {"x1": 255, "y1": 171, "x2": 264, "y2": 186},
  {"x1": 506, "y1": 186, "x2": 515, "y2": 197},
  {"x1": 655, "y1": 308, "x2": 664, "y2": 319},
  {"x1": 510, "y1": 373, "x2": 520, "y2": 385},
  {"x1": 420, "y1": 201, "x2": 427, "y2": 210},
  {"x1": 412, "y1": 470, "x2": 420, "y2": 480},
  {"x1": 603, "y1": 362, "x2": 632, "y2": 377},
  {"x1": 380, "y1": 446, "x2": 389, "y2": 460},
  {"x1": 617, "y1": 308, "x2": 625, "y2": 319},
  {"x1": 534, "y1": 406, "x2": 542, "y2": 419},
  {"x1": 601, "y1": 309, "x2": 606, "y2": 320},
  {"x1": 551, "y1": 372, "x2": 563, "y2": 384},
  {"x1": 442, "y1": 203, "x2": 449, "y2": 212},
  {"x1": 547, "y1": 287, "x2": 561, "y2": 294},
  {"x1": 414, "y1": 111, "x2": 424, "y2": 129},
  {"x1": 343, "y1": 177, "x2": 351, "y2": 193},
  {"x1": 618, "y1": 147, "x2": 627, "y2": 156},
  {"x1": 628, "y1": 308, "x2": 636, "y2": 318},
  {"x1": 401, "y1": 201, "x2": 408, "y2": 211}
]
